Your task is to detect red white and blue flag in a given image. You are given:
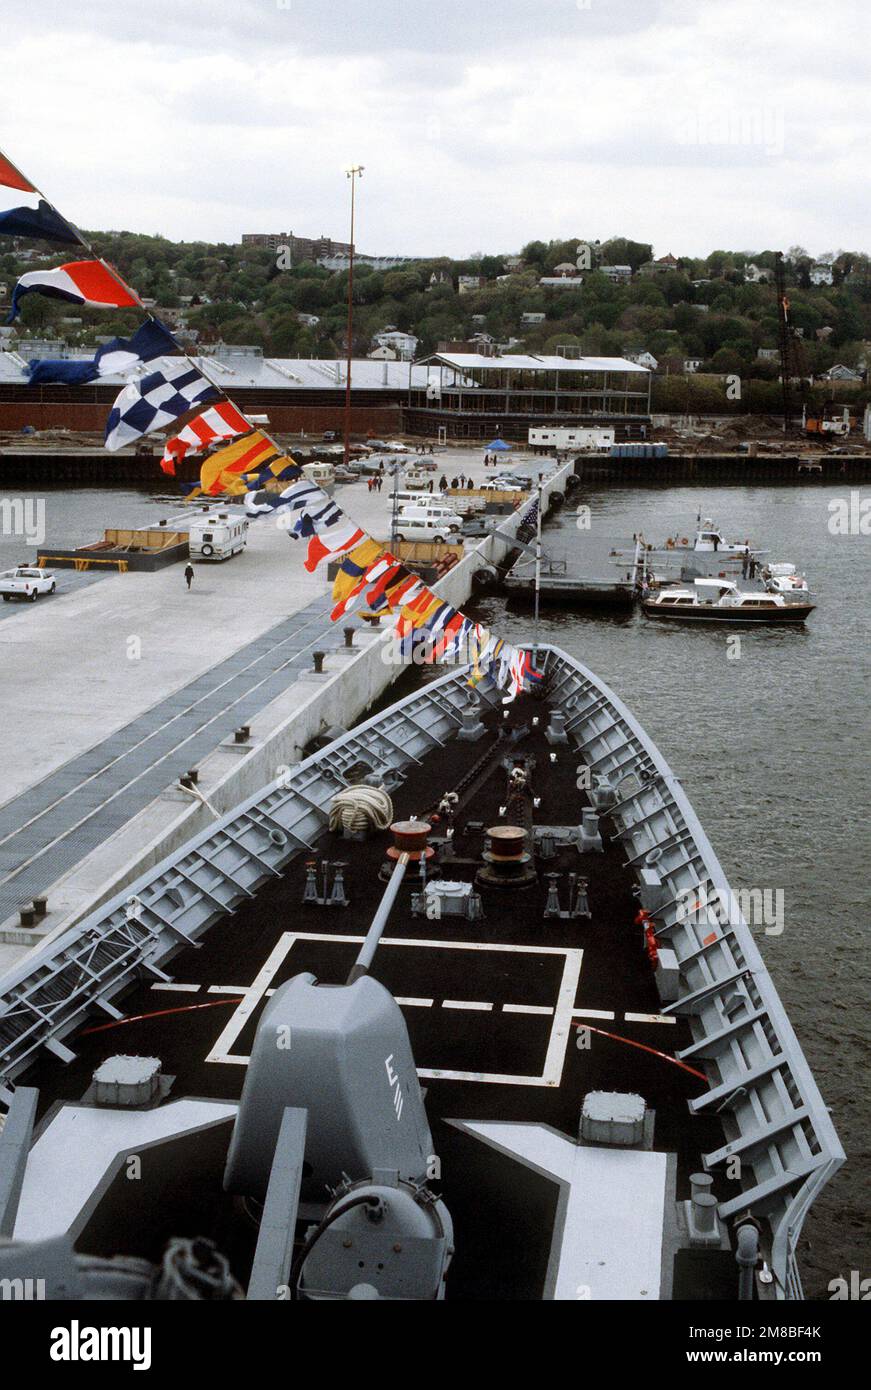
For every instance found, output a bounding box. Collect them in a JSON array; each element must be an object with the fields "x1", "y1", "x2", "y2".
[
  {"x1": 0, "y1": 152, "x2": 82, "y2": 246},
  {"x1": 7, "y1": 258, "x2": 141, "y2": 322}
]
